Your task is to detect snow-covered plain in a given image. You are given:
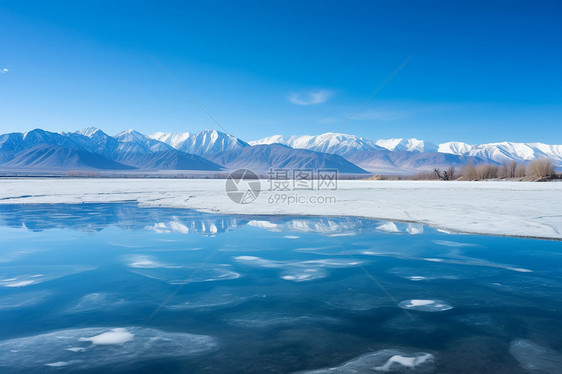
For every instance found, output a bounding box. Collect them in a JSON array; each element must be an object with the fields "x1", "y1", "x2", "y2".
[{"x1": 0, "y1": 179, "x2": 561, "y2": 239}]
